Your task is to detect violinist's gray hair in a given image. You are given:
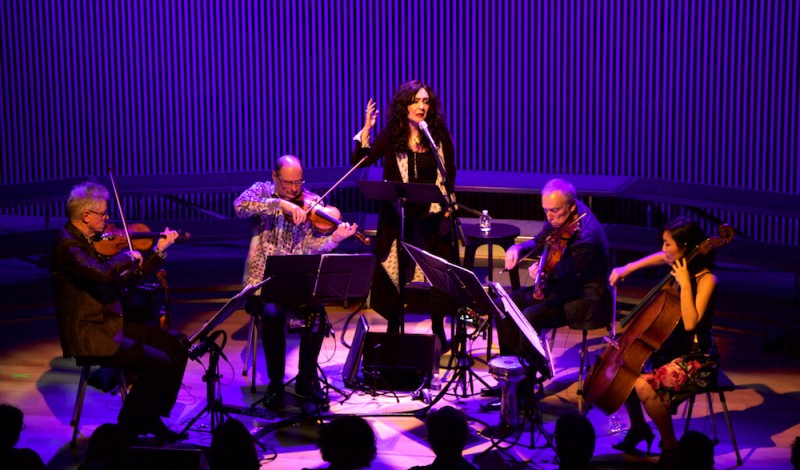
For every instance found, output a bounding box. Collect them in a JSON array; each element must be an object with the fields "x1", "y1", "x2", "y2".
[
  {"x1": 67, "y1": 182, "x2": 109, "y2": 220},
  {"x1": 542, "y1": 178, "x2": 577, "y2": 205}
]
